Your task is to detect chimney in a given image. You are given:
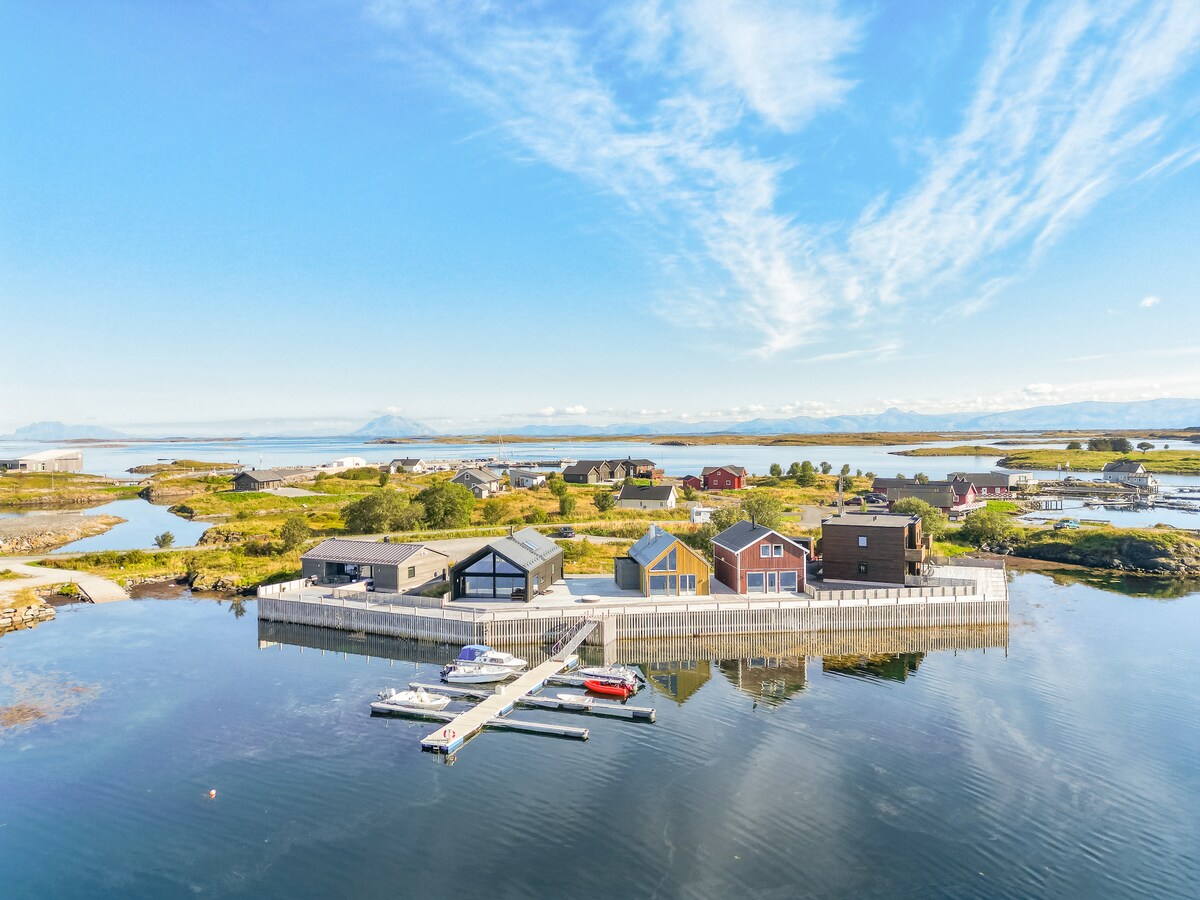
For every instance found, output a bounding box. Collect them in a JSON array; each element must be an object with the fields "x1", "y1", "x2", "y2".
[{"x1": 750, "y1": 513, "x2": 757, "y2": 530}]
